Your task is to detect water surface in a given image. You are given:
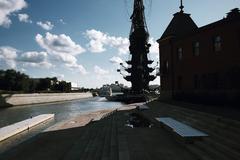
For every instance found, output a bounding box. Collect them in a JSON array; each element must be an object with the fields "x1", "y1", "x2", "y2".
[{"x1": 0, "y1": 97, "x2": 123, "y2": 153}]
